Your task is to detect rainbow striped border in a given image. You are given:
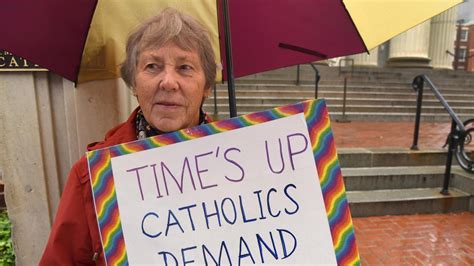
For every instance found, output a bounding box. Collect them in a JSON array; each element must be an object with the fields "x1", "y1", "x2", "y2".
[{"x1": 87, "y1": 99, "x2": 360, "y2": 265}]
